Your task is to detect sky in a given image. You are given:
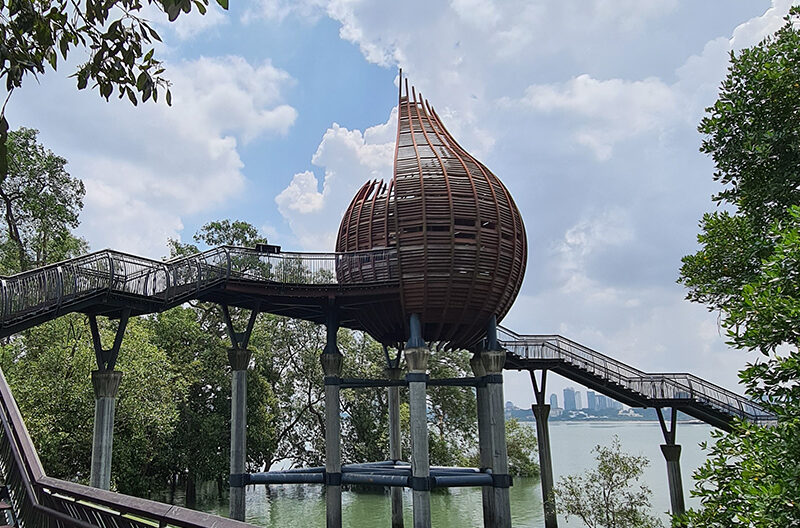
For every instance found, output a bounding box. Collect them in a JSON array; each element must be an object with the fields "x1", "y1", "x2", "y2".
[{"x1": 8, "y1": 0, "x2": 799, "y2": 407}]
